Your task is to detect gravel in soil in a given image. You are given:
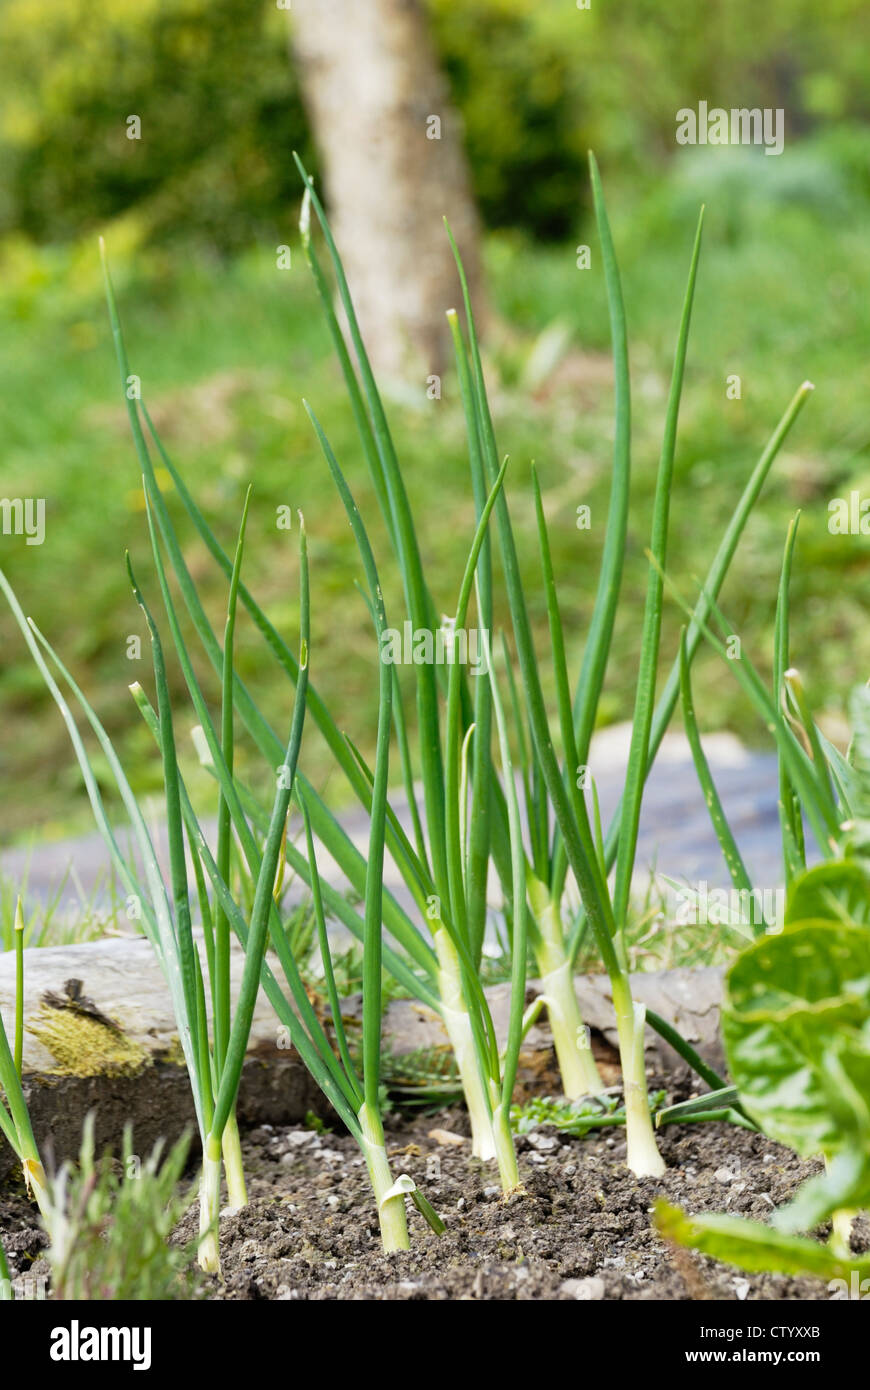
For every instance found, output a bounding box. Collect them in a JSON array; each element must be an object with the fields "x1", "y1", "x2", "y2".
[{"x1": 4, "y1": 1084, "x2": 867, "y2": 1301}]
